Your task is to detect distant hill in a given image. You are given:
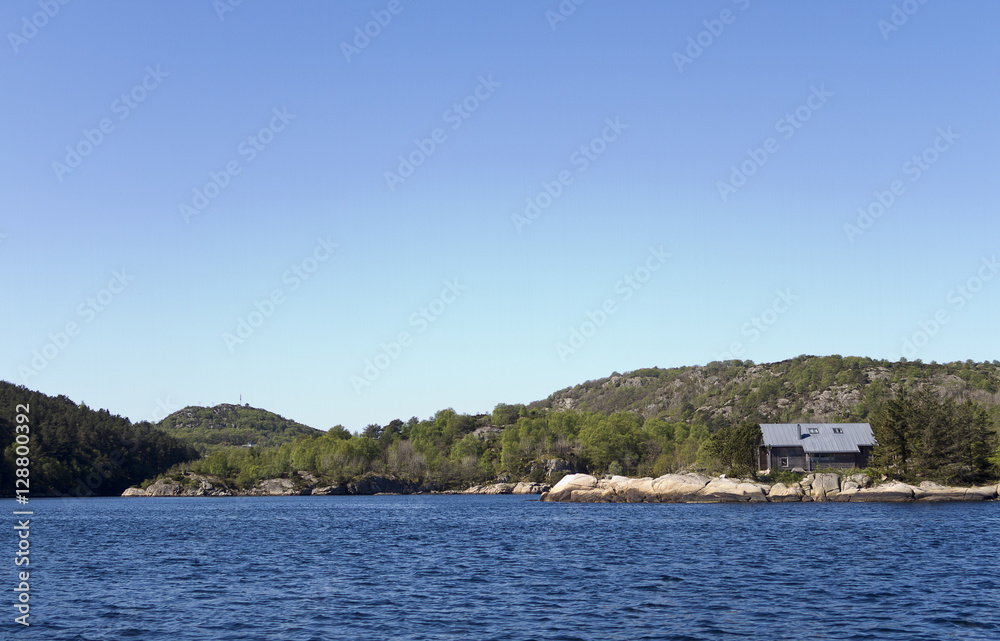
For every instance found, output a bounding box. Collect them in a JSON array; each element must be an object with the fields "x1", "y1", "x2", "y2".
[
  {"x1": 529, "y1": 355, "x2": 1000, "y2": 428},
  {"x1": 156, "y1": 404, "x2": 321, "y2": 453},
  {"x1": 0, "y1": 381, "x2": 197, "y2": 497}
]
